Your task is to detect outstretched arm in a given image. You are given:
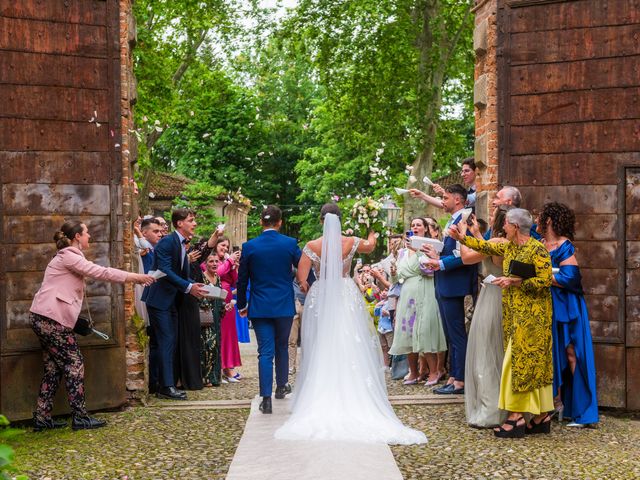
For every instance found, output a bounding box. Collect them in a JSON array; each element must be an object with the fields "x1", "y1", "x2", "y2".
[
  {"x1": 409, "y1": 189, "x2": 444, "y2": 209},
  {"x1": 357, "y1": 231, "x2": 376, "y2": 254}
]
